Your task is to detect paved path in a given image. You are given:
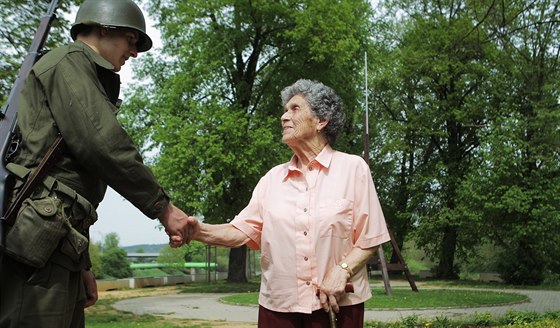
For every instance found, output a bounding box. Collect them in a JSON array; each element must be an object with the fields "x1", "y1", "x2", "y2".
[{"x1": 113, "y1": 286, "x2": 560, "y2": 325}]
